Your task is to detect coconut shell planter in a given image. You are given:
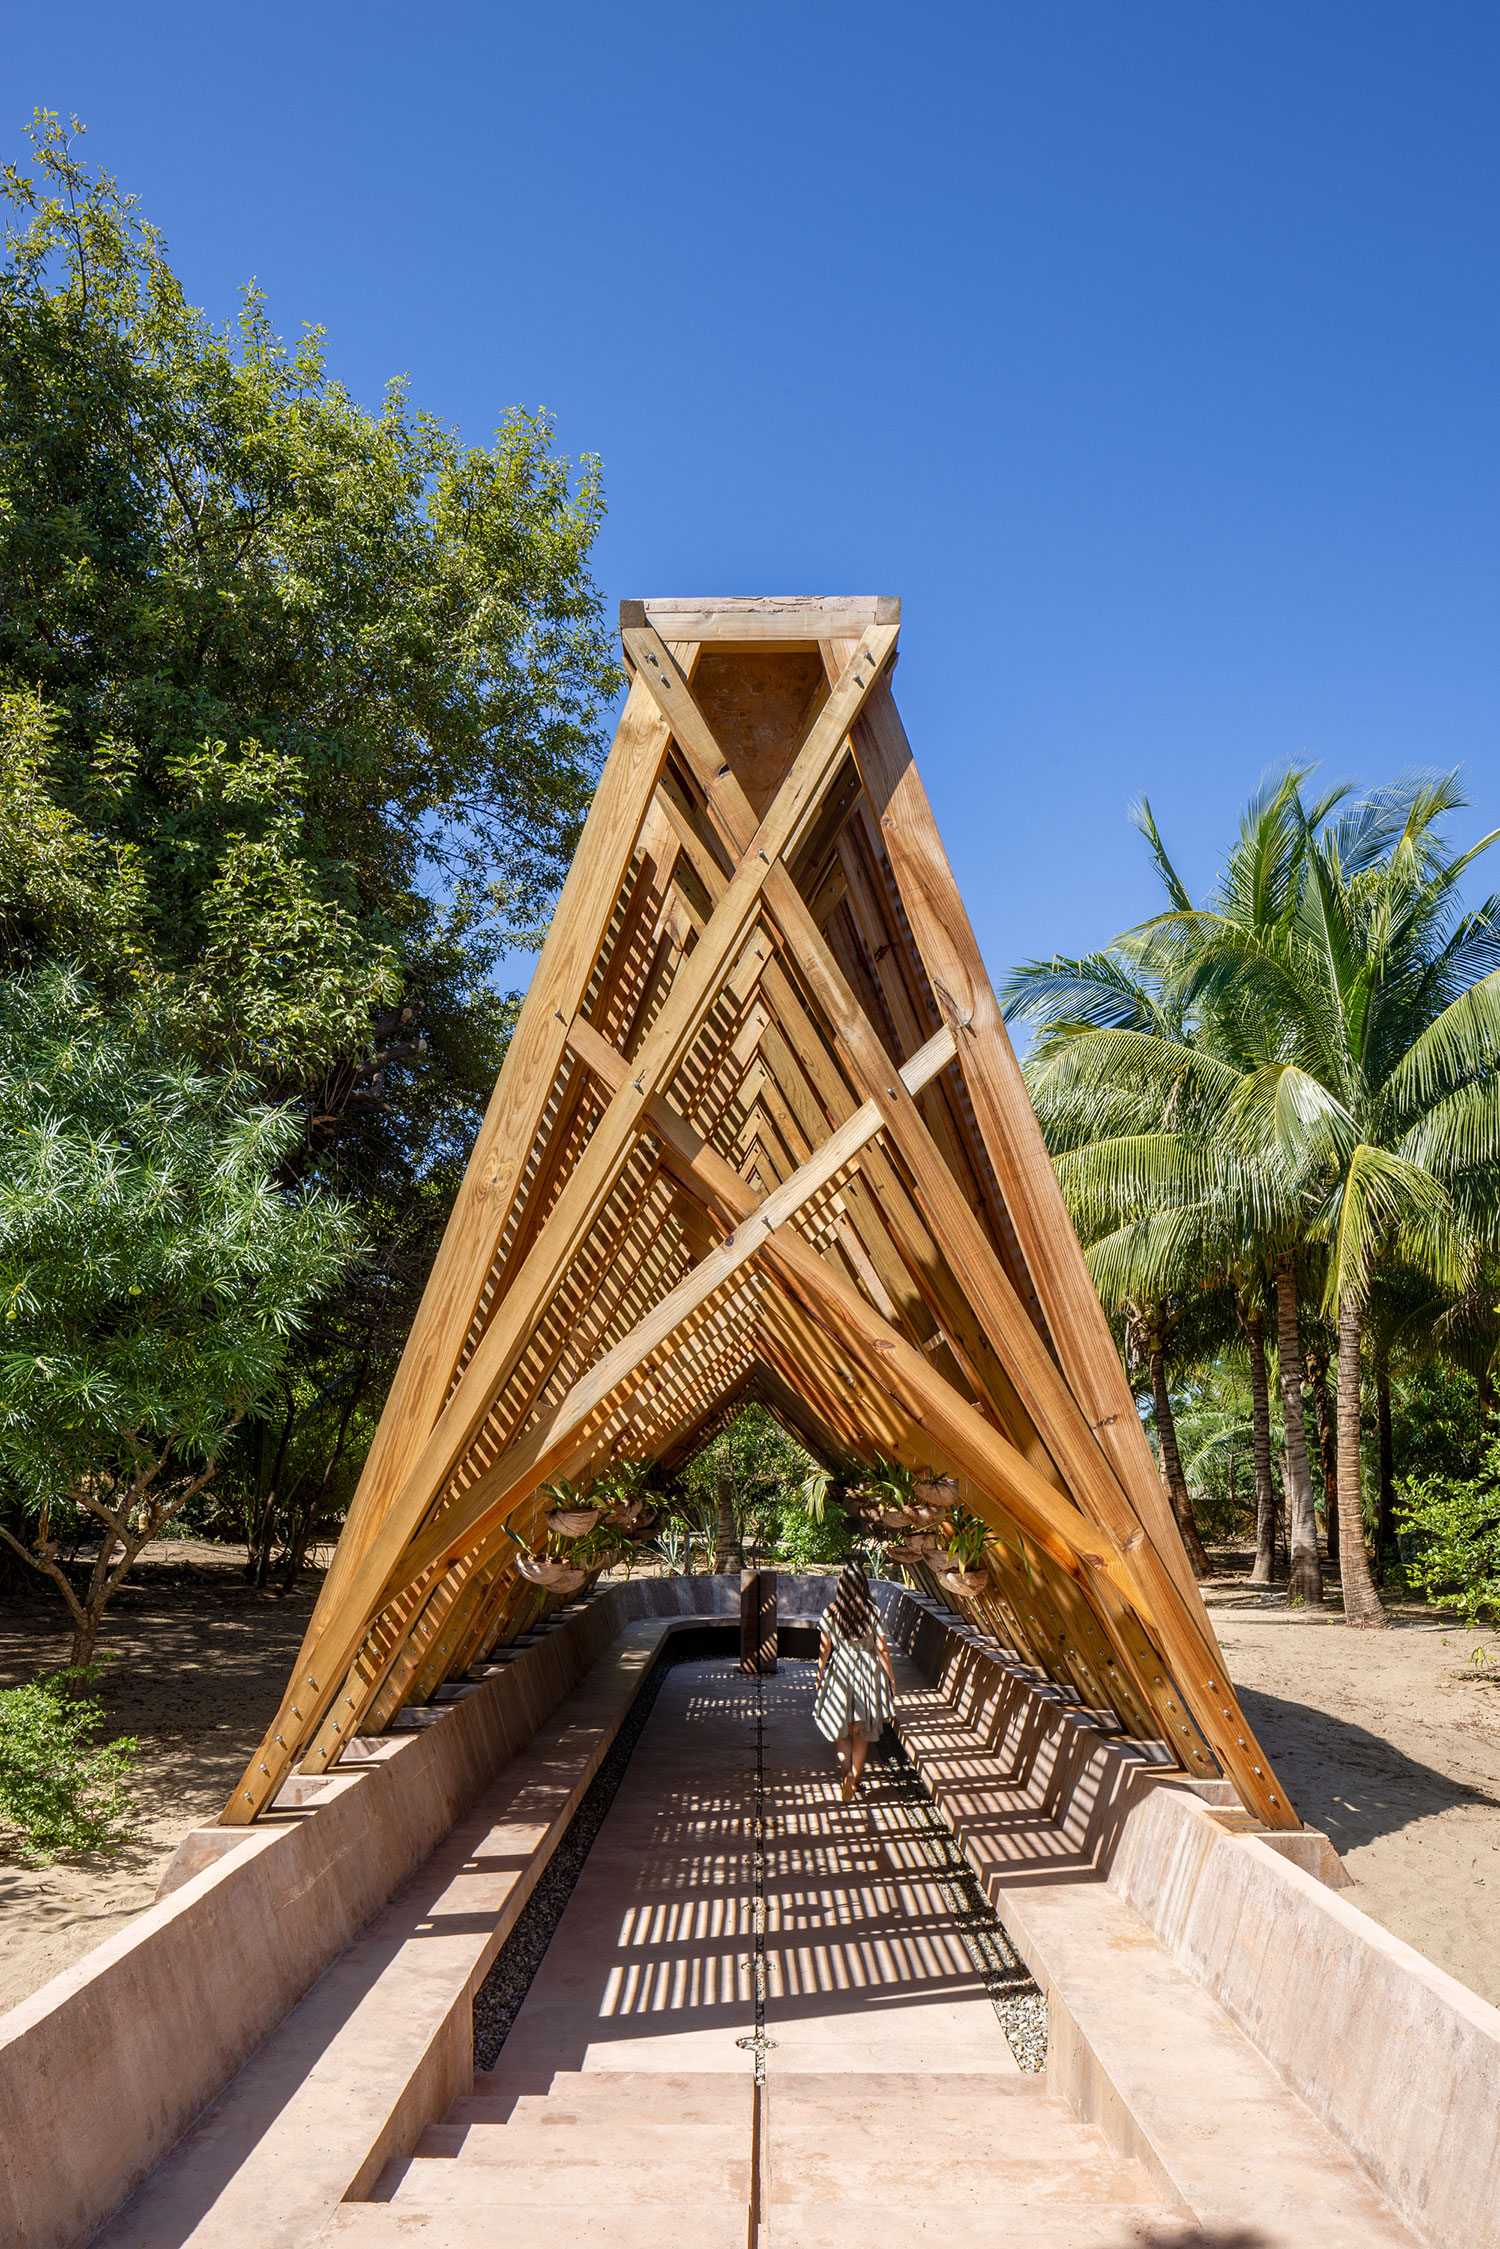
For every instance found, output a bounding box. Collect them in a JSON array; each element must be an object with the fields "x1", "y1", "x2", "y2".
[
  {"x1": 912, "y1": 1477, "x2": 959, "y2": 1509},
  {"x1": 545, "y1": 1508, "x2": 602, "y2": 1539},
  {"x1": 937, "y1": 1566, "x2": 989, "y2": 1596},
  {"x1": 605, "y1": 1502, "x2": 663, "y2": 1538},
  {"x1": 518, "y1": 1555, "x2": 588, "y2": 1593}
]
